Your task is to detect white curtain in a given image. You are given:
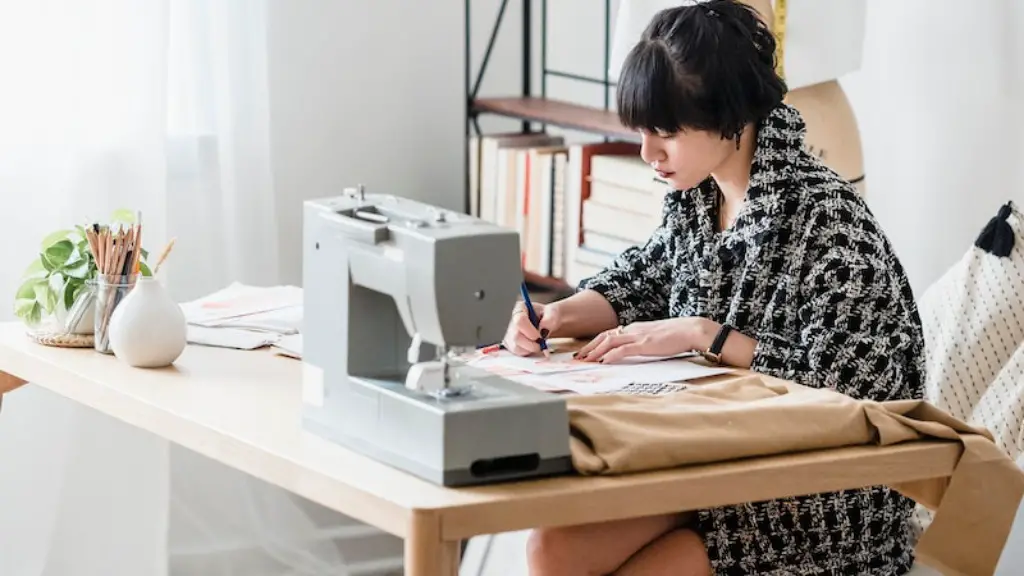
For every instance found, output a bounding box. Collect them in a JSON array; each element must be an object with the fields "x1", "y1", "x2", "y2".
[{"x1": 0, "y1": 1, "x2": 349, "y2": 574}]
